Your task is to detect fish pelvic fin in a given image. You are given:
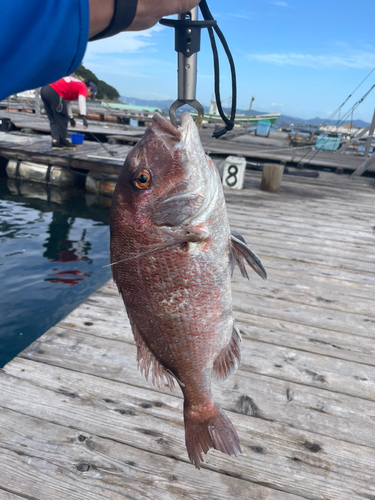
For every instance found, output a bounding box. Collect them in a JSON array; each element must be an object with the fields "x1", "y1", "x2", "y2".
[
  {"x1": 184, "y1": 400, "x2": 241, "y2": 469},
  {"x1": 230, "y1": 229, "x2": 267, "y2": 281},
  {"x1": 128, "y1": 311, "x2": 175, "y2": 392},
  {"x1": 213, "y1": 322, "x2": 241, "y2": 380}
]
